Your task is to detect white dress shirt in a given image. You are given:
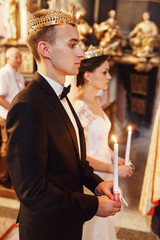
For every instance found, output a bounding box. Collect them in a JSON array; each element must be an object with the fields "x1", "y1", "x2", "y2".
[{"x1": 39, "y1": 73, "x2": 81, "y2": 158}]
